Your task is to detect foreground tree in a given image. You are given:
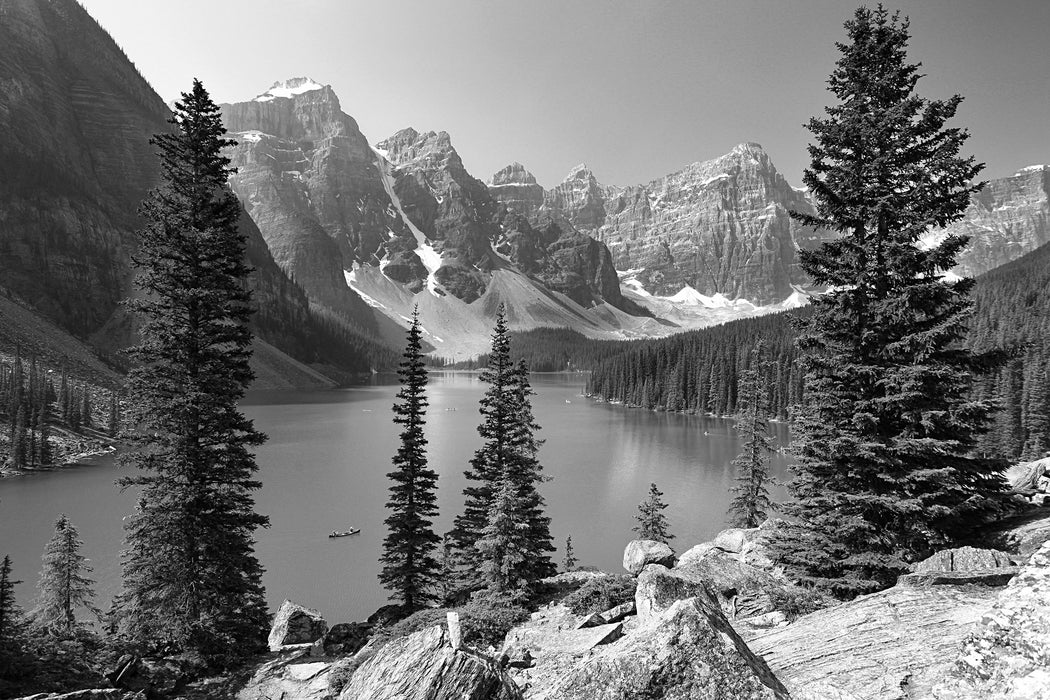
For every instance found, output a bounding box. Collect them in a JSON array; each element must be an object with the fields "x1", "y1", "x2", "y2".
[
  {"x1": 450, "y1": 308, "x2": 516, "y2": 577},
  {"x1": 118, "y1": 79, "x2": 269, "y2": 661},
  {"x1": 727, "y1": 347, "x2": 778, "y2": 528},
  {"x1": 0, "y1": 556, "x2": 23, "y2": 649},
  {"x1": 475, "y1": 474, "x2": 531, "y2": 600},
  {"x1": 379, "y1": 309, "x2": 441, "y2": 612},
  {"x1": 31, "y1": 515, "x2": 96, "y2": 635},
  {"x1": 634, "y1": 483, "x2": 674, "y2": 543},
  {"x1": 506, "y1": 361, "x2": 556, "y2": 582},
  {"x1": 450, "y1": 309, "x2": 555, "y2": 593},
  {"x1": 775, "y1": 7, "x2": 1007, "y2": 597}
]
